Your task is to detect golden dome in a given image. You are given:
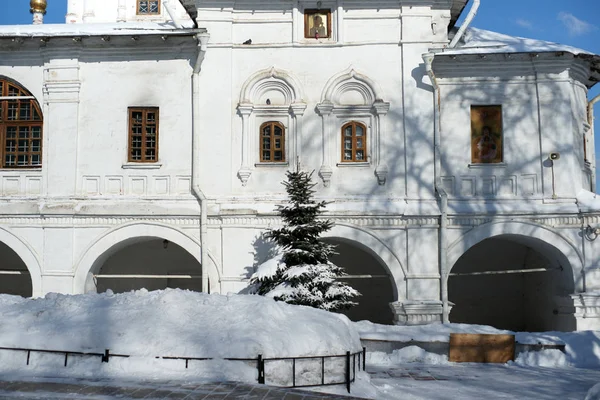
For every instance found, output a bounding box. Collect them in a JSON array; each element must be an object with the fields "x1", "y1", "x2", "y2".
[{"x1": 30, "y1": 0, "x2": 48, "y2": 14}]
